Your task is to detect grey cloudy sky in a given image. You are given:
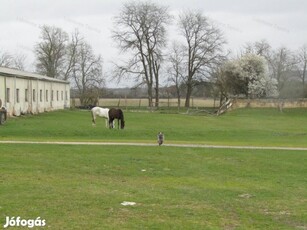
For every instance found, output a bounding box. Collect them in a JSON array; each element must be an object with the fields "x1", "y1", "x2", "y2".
[{"x1": 0, "y1": 0, "x2": 306, "y2": 87}]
